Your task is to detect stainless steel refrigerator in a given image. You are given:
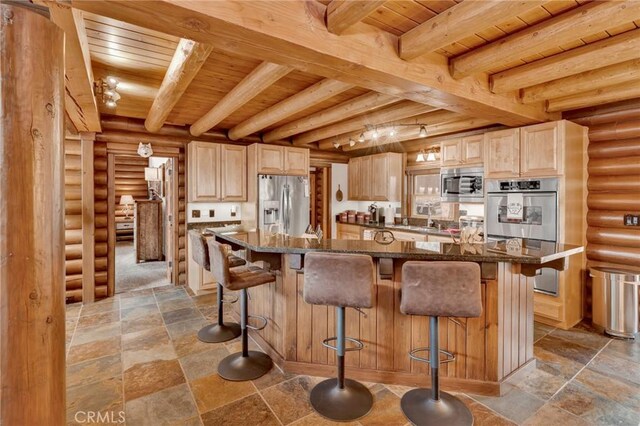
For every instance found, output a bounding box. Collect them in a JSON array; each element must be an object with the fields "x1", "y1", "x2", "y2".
[{"x1": 258, "y1": 174, "x2": 310, "y2": 237}]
